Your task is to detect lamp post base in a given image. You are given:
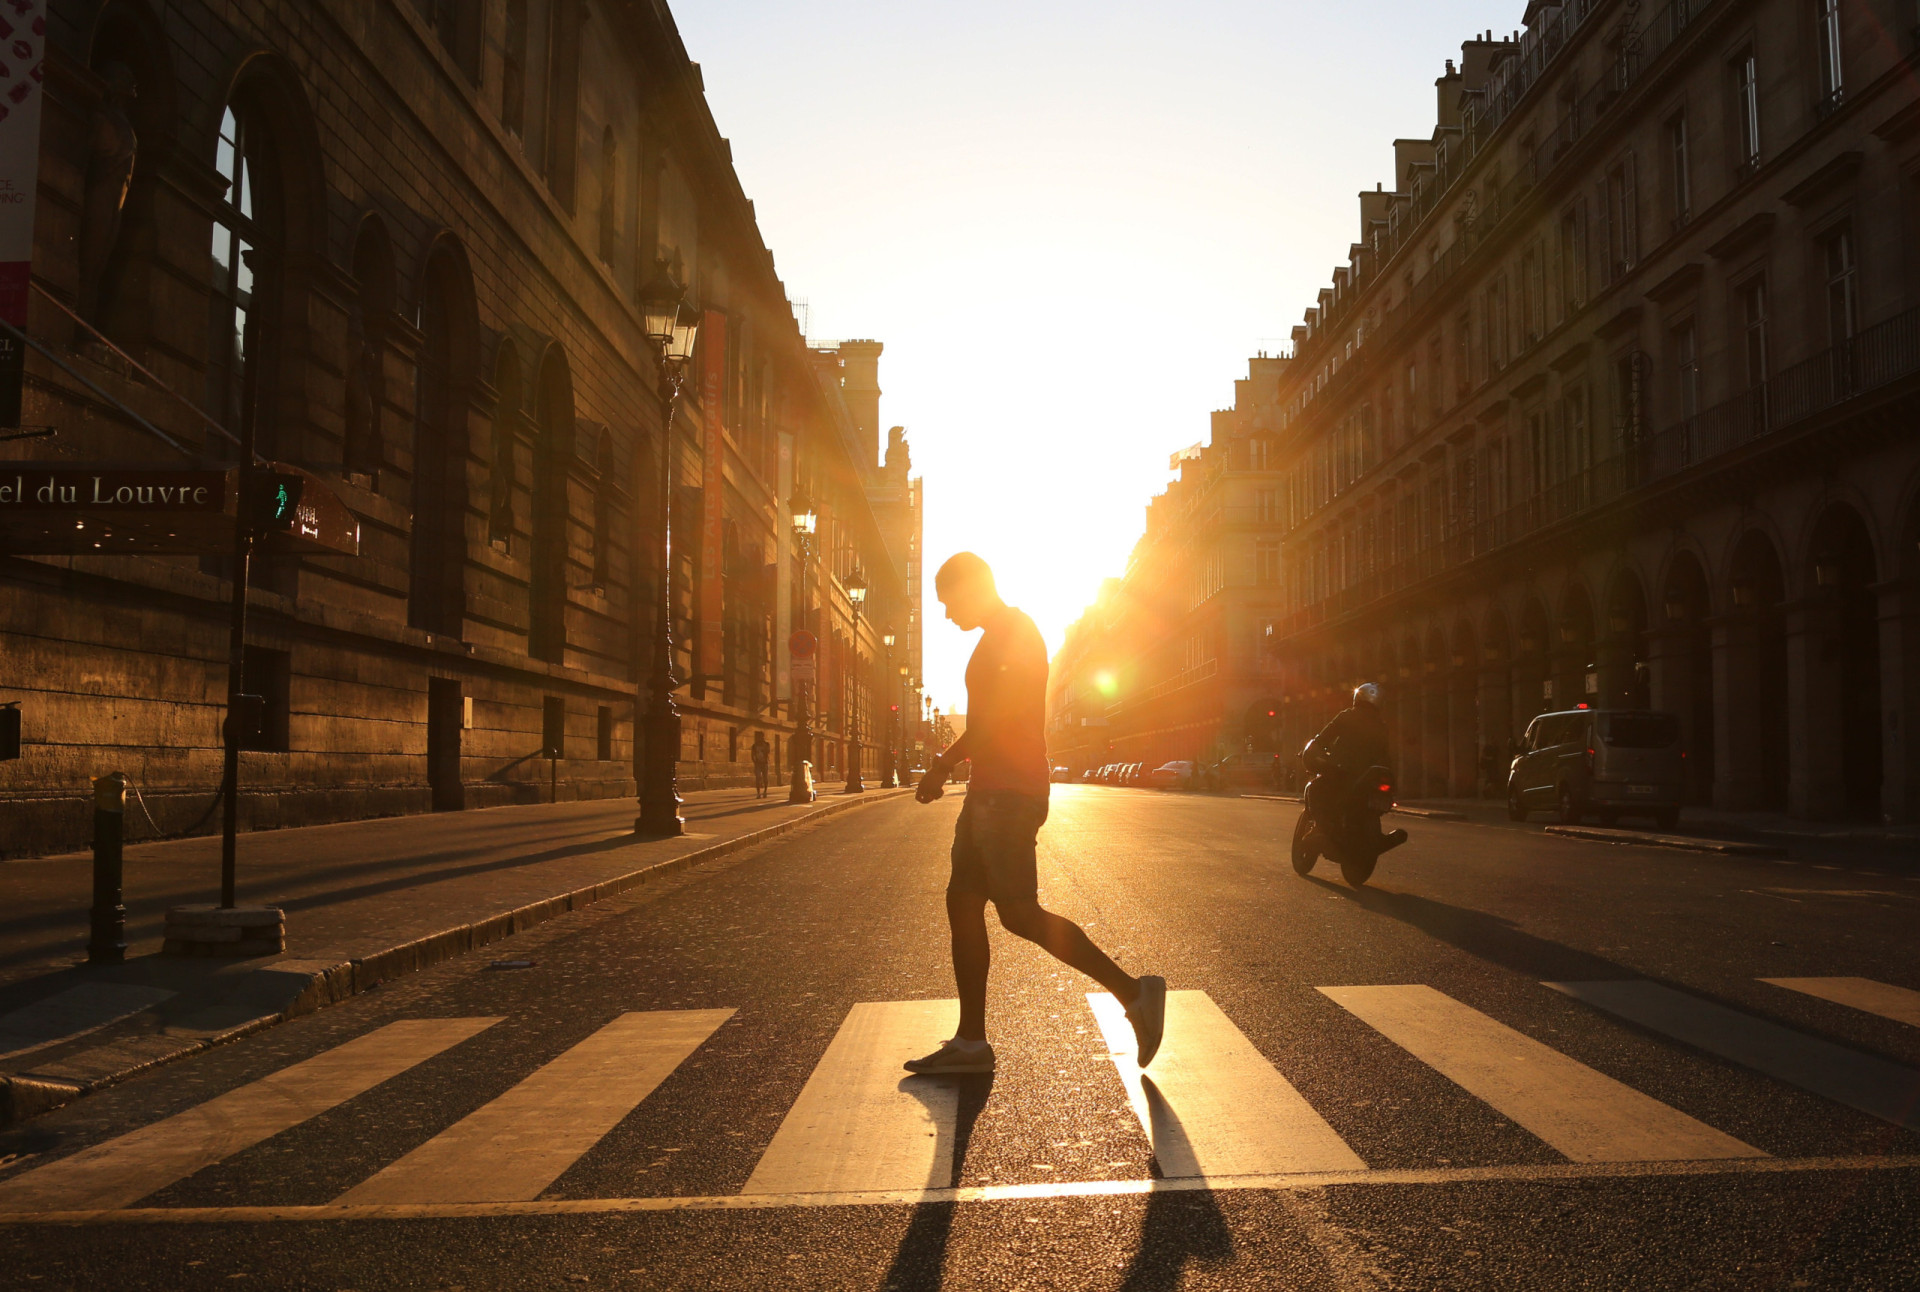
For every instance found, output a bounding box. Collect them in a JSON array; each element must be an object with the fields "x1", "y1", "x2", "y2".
[
  {"x1": 844, "y1": 739, "x2": 865, "y2": 794},
  {"x1": 635, "y1": 708, "x2": 684, "y2": 838}
]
